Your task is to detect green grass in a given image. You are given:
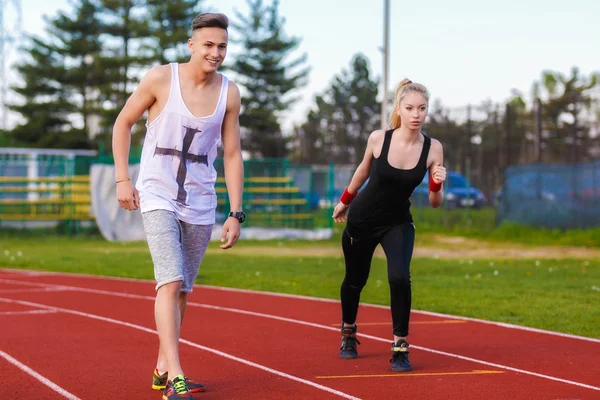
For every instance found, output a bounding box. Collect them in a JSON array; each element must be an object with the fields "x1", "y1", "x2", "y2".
[
  {"x1": 375, "y1": 206, "x2": 600, "y2": 247},
  {"x1": 291, "y1": 206, "x2": 600, "y2": 248},
  {"x1": 1, "y1": 235, "x2": 598, "y2": 338},
  {"x1": 4, "y1": 205, "x2": 600, "y2": 248}
]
